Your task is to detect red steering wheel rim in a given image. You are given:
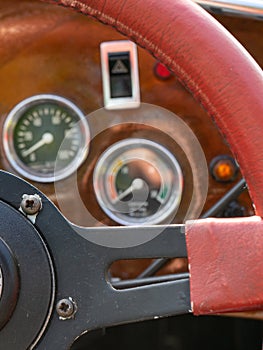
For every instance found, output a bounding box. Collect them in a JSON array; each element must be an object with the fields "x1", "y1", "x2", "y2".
[
  {"x1": 42, "y1": 0, "x2": 263, "y2": 214},
  {"x1": 41, "y1": 0, "x2": 263, "y2": 315}
]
